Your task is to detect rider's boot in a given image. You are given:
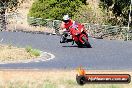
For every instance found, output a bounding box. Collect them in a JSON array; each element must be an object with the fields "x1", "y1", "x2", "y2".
[{"x1": 60, "y1": 36, "x2": 67, "y2": 43}]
